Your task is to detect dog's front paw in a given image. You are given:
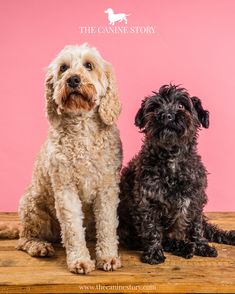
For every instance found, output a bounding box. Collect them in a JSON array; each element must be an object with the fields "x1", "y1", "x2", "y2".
[
  {"x1": 96, "y1": 256, "x2": 121, "y2": 271},
  {"x1": 68, "y1": 259, "x2": 95, "y2": 274},
  {"x1": 141, "y1": 247, "x2": 166, "y2": 265}
]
